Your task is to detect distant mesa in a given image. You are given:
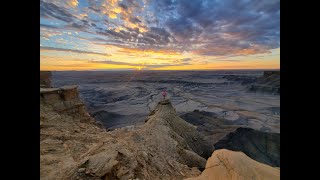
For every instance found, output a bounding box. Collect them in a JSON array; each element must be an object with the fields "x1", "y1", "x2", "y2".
[
  {"x1": 249, "y1": 70, "x2": 280, "y2": 94},
  {"x1": 263, "y1": 71, "x2": 280, "y2": 77}
]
